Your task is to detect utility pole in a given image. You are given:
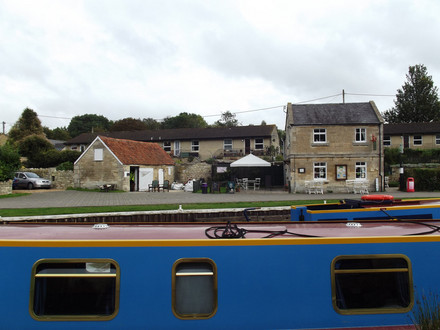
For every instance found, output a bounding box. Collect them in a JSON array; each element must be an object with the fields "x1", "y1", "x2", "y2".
[
  {"x1": 2, "y1": 121, "x2": 5, "y2": 134},
  {"x1": 342, "y1": 89, "x2": 345, "y2": 103}
]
